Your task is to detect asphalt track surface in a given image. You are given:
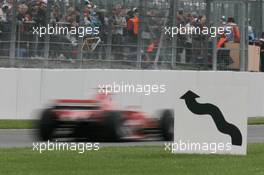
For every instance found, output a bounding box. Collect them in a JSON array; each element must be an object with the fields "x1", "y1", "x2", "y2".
[{"x1": 0, "y1": 125, "x2": 263, "y2": 148}]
